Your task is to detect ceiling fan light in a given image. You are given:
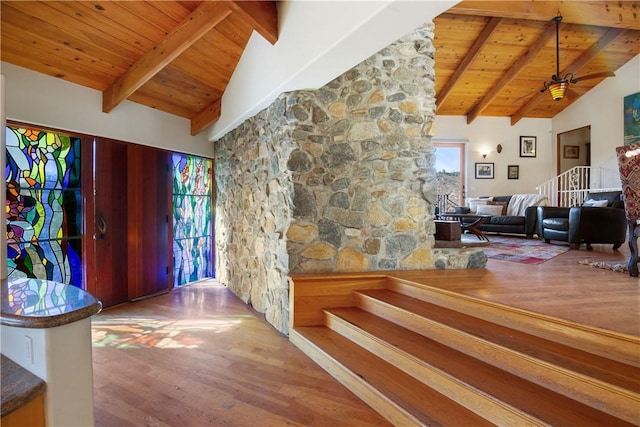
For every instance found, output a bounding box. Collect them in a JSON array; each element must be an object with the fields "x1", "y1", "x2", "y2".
[{"x1": 549, "y1": 81, "x2": 567, "y2": 101}]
